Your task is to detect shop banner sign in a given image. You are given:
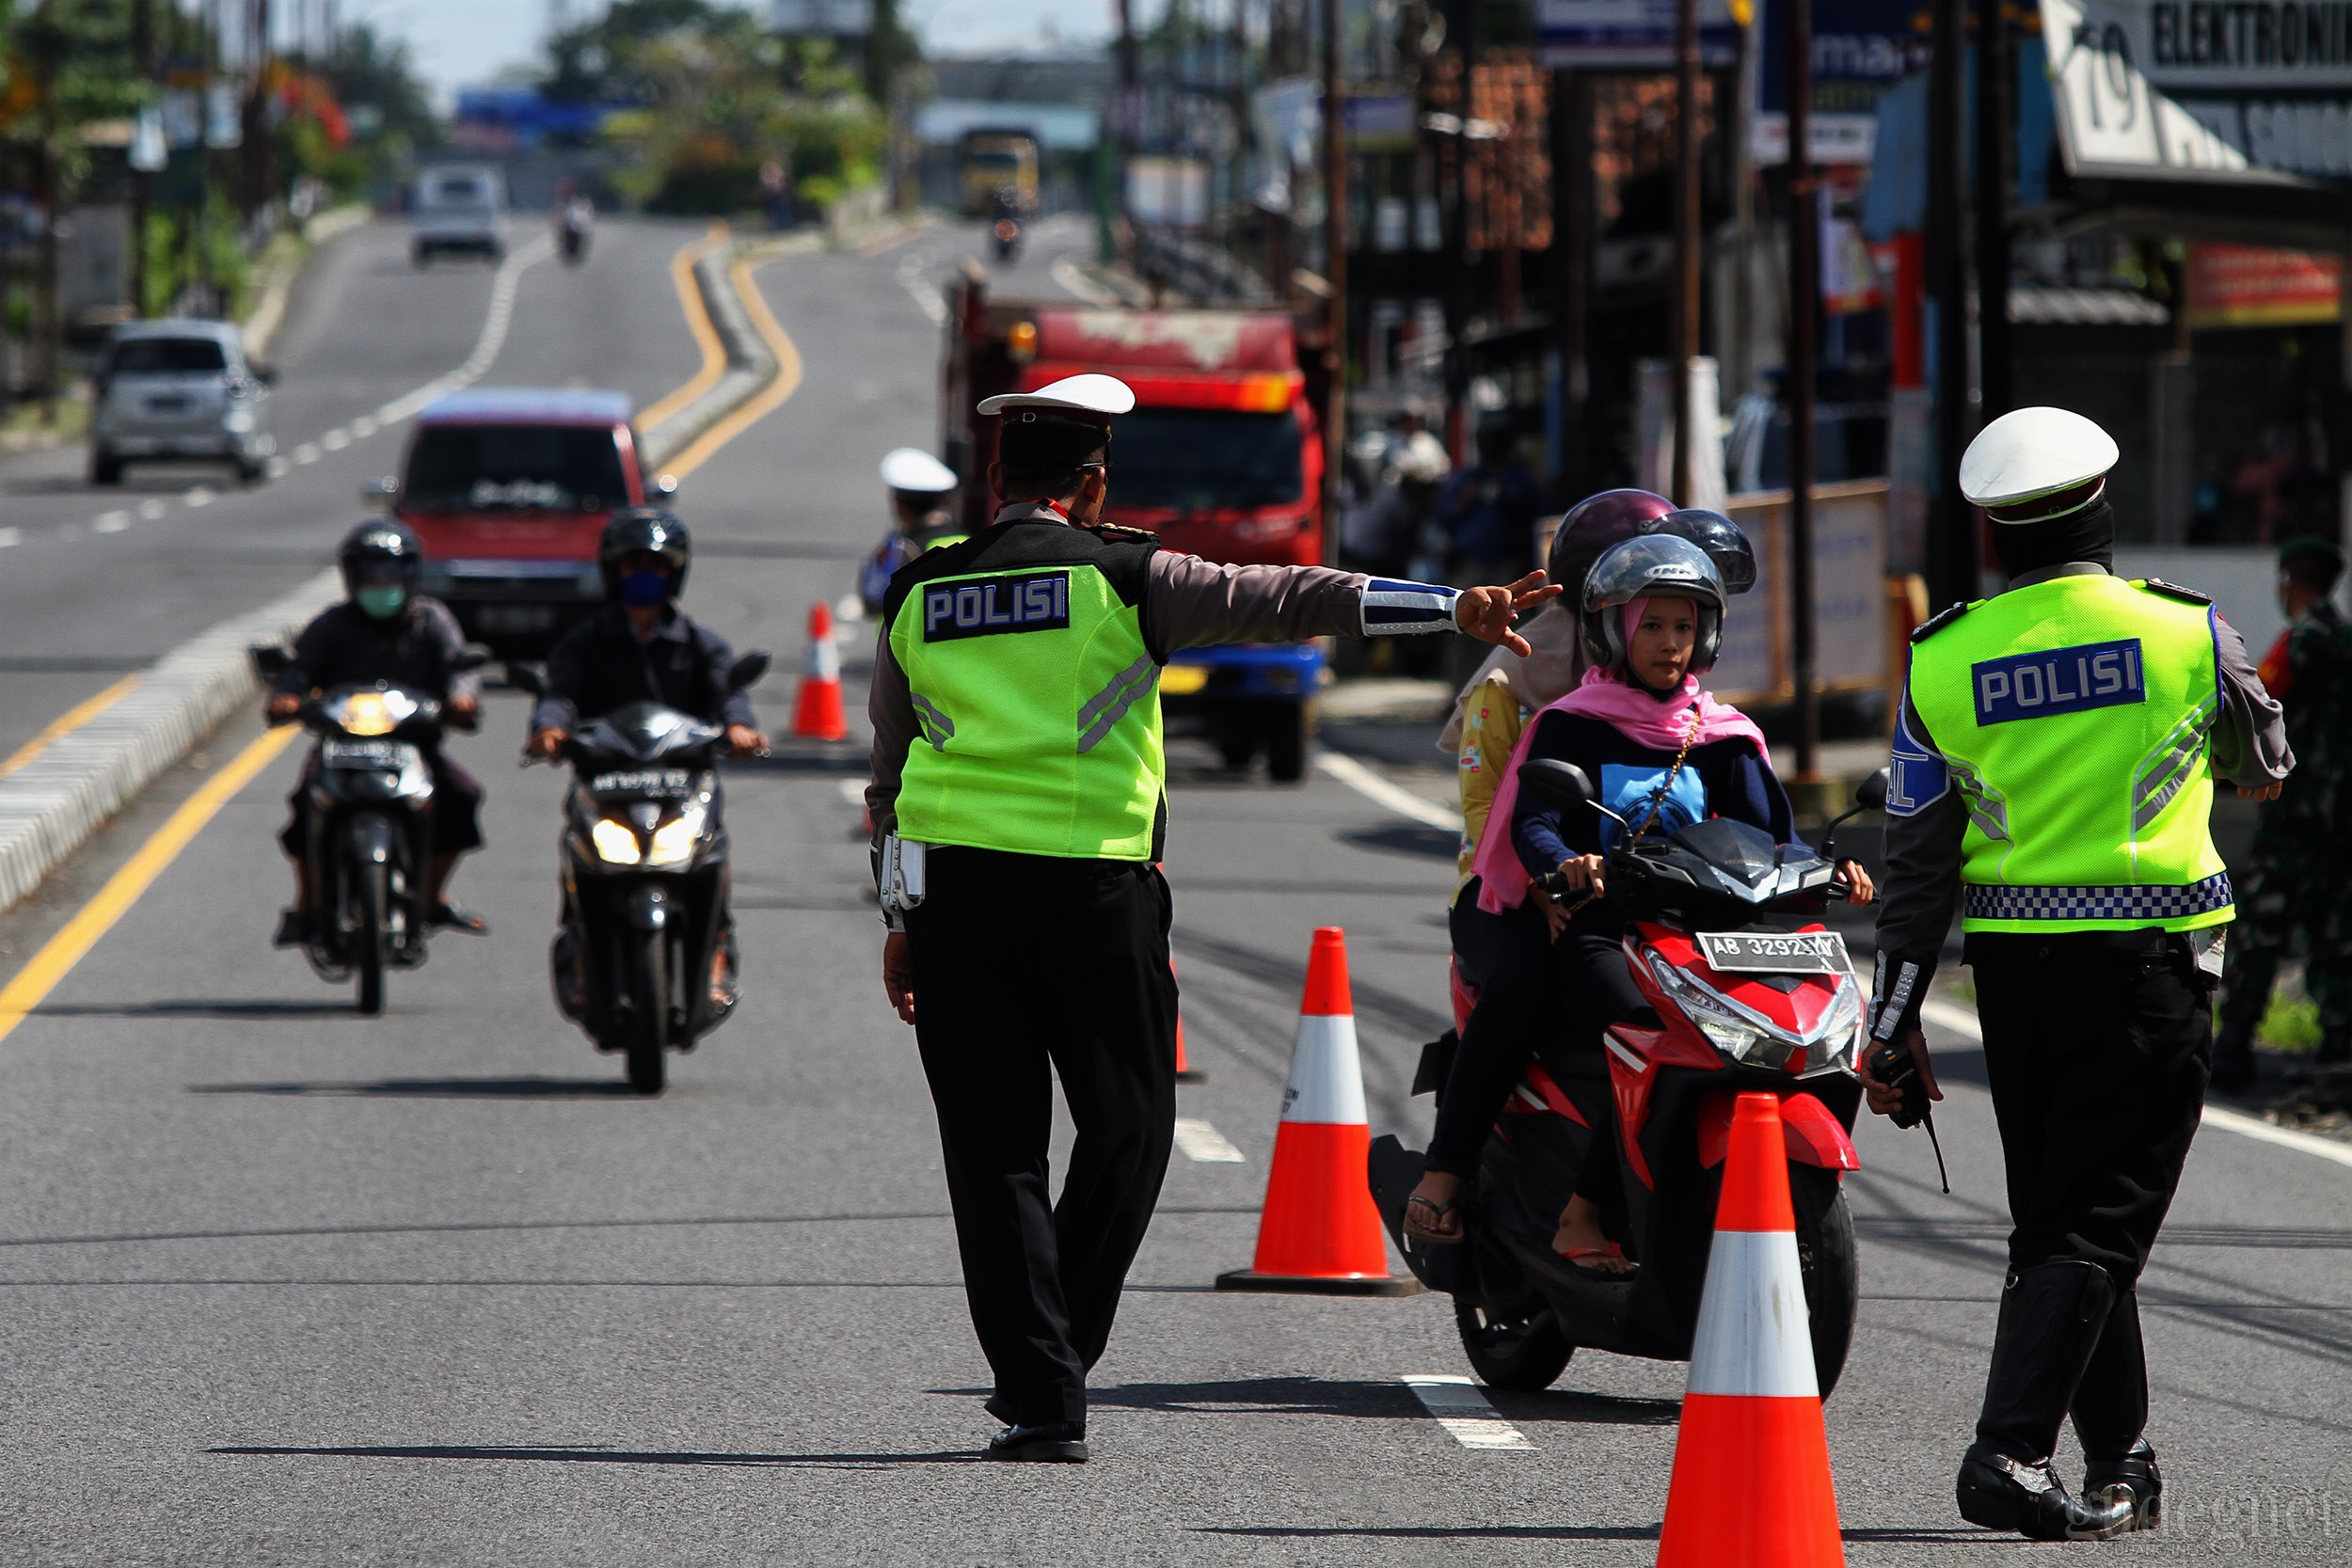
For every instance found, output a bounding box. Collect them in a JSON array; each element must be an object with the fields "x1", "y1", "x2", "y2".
[
  {"x1": 2186, "y1": 243, "x2": 2343, "y2": 325},
  {"x1": 1539, "y1": 0, "x2": 1742, "y2": 68},
  {"x1": 1755, "y1": 0, "x2": 1933, "y2": 165},
  {"x1": 2042, "y1": 0, "x2": 2352, "y2": 183}
]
